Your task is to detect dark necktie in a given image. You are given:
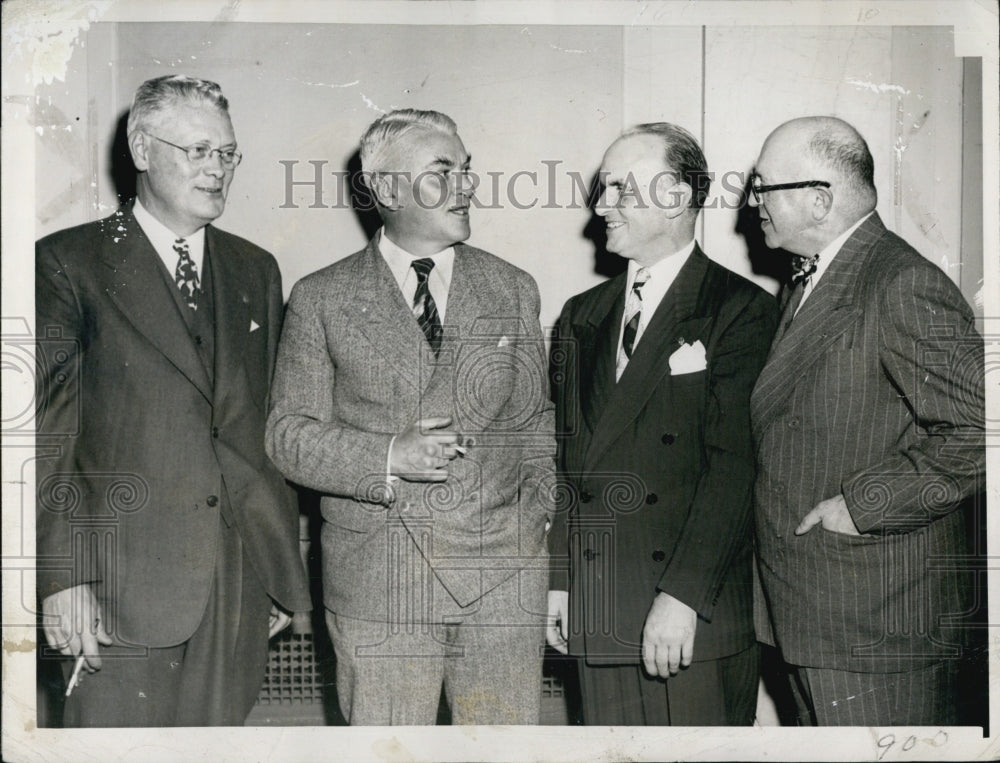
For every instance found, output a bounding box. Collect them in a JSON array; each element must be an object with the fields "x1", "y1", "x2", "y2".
[
  {"x1": 621, "y1": 267, "x2": 650, "y2": 359},
  {"x1": 411, "y1": 258, "x2": 443, "y2": 355},
  {"x1": 173, "y1": 238, "x2": 201, "y2": 310},
  {"x1": 775, "y1": 281, "x2": 806, "y2": 342},
  {"x1": 773, "y1": 253, "x2": 818, "y2": 345}
]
